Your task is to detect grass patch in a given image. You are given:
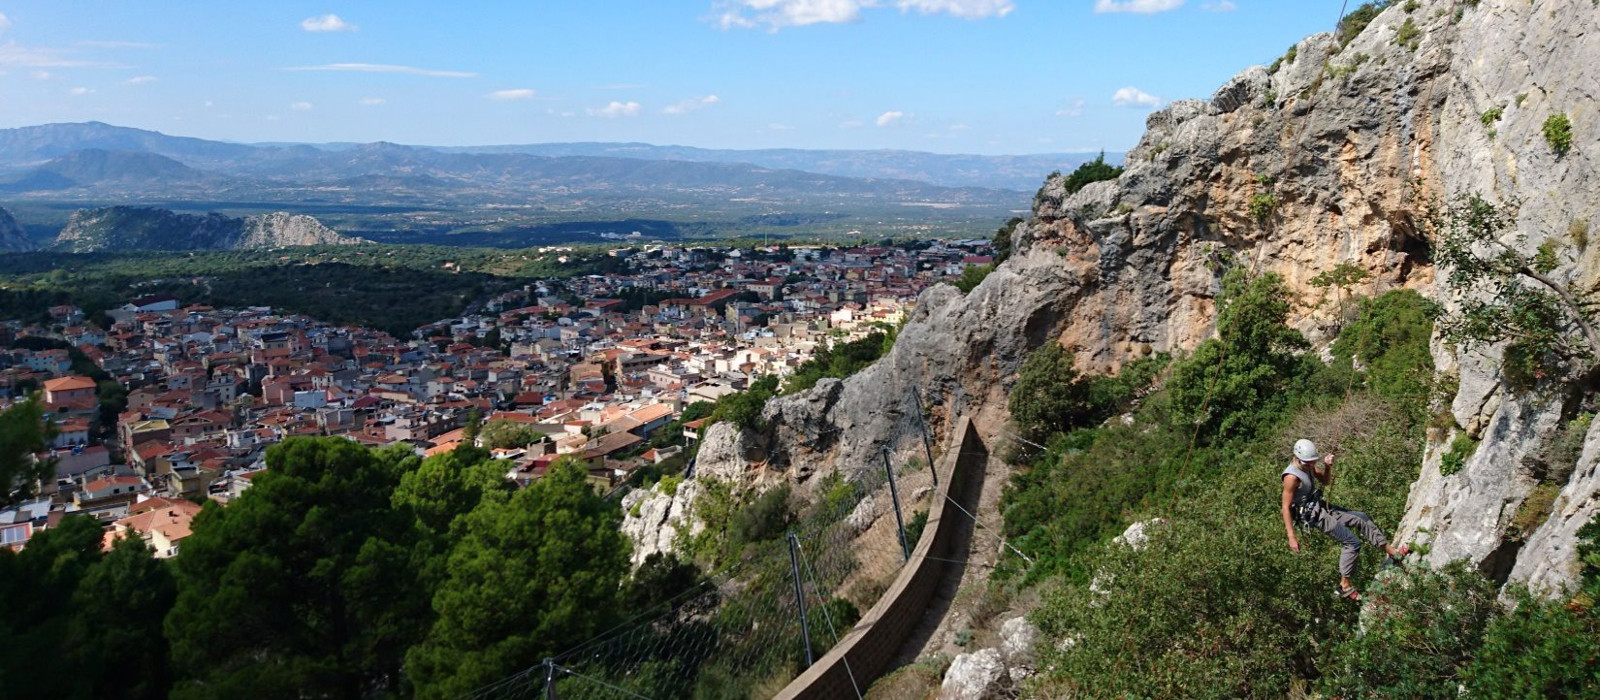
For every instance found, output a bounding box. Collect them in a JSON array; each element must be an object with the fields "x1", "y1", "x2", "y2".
[{"x1": 1440, "y1": 432, "x2": 1479, "y2": 476}]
